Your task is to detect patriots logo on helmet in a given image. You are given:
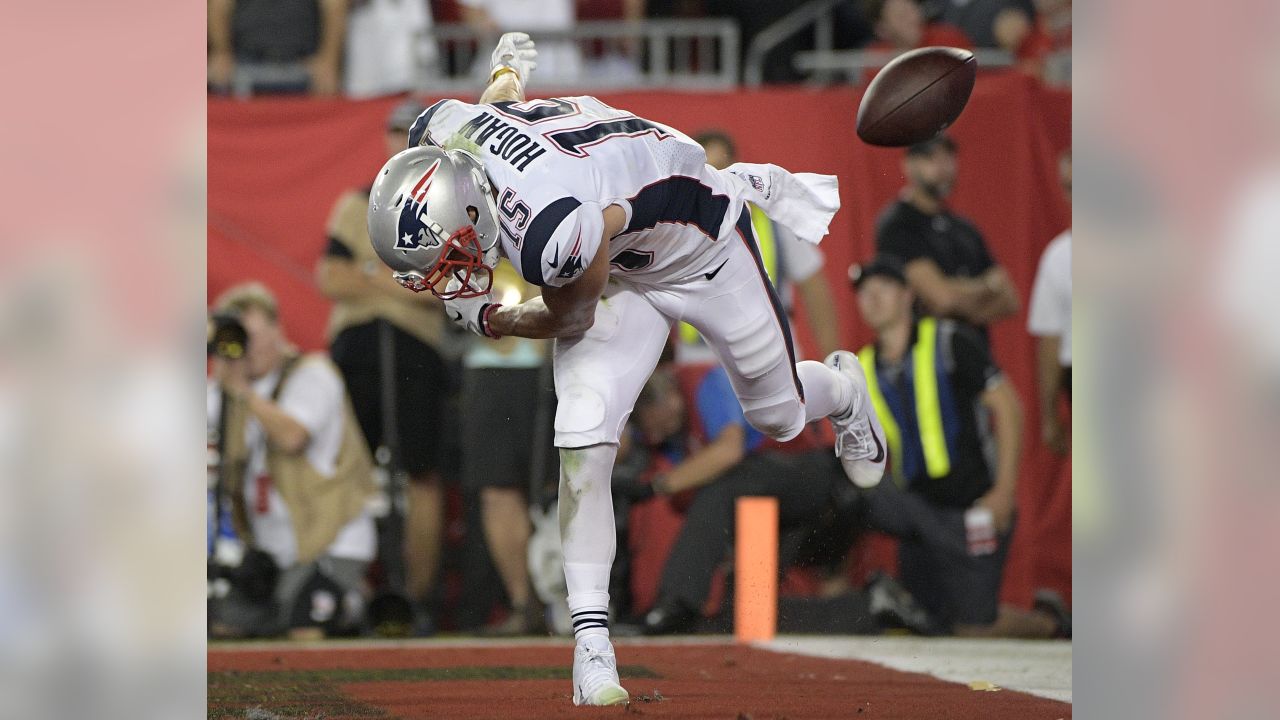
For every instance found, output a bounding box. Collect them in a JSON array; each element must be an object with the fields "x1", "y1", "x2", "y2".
[{"x1": 395, "y1": 159, "x2": 443, "y2": 251}]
